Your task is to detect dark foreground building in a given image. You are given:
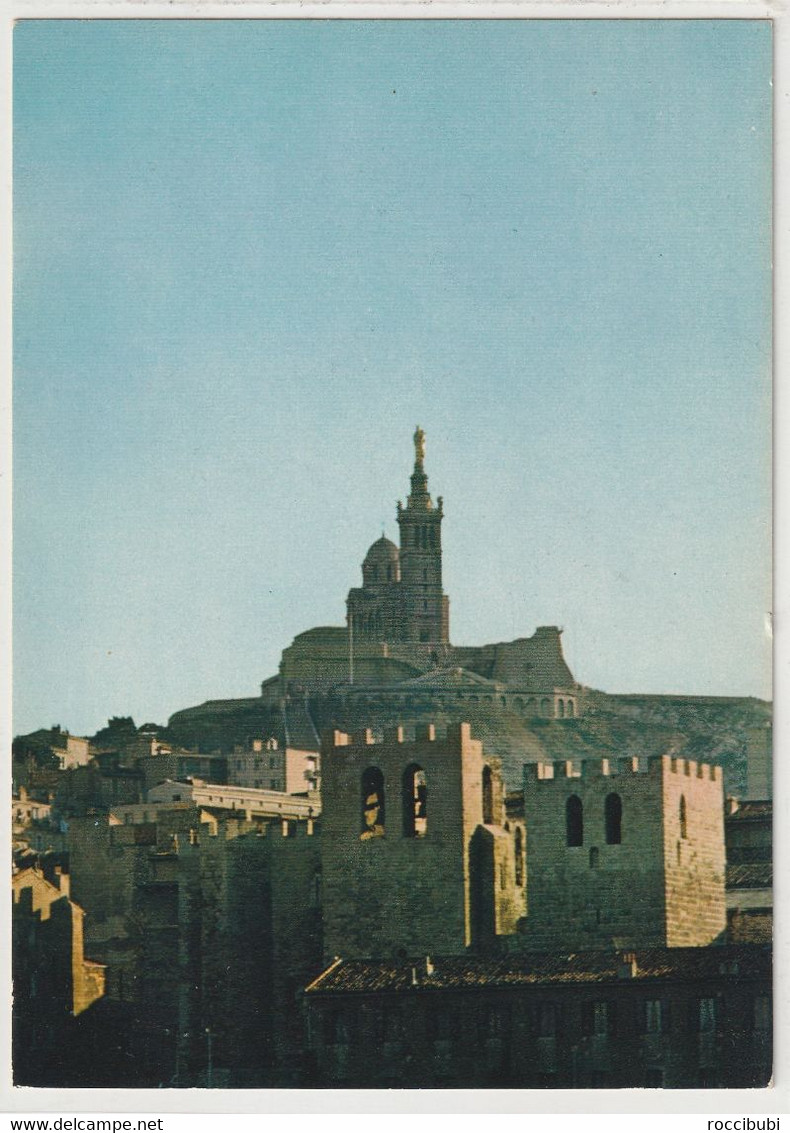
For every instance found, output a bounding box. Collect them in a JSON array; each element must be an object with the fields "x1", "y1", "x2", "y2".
[{"x1": 303, "y1": 946, "x2": 772, "y2": 1089}]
